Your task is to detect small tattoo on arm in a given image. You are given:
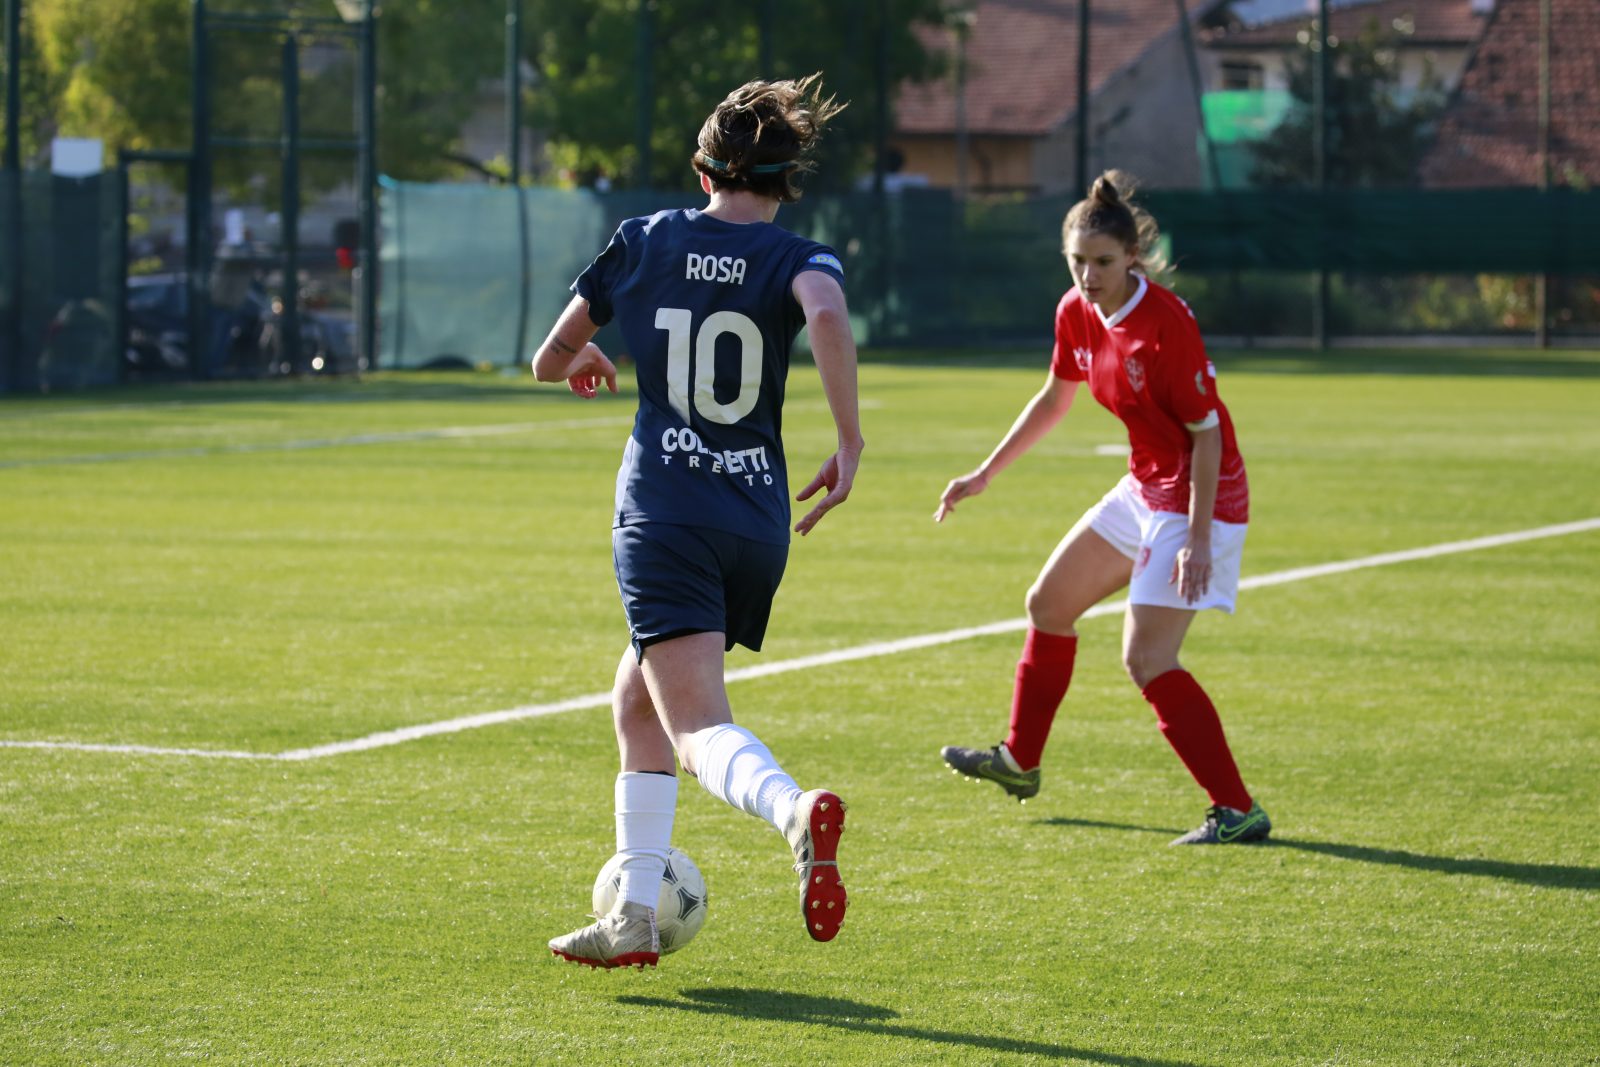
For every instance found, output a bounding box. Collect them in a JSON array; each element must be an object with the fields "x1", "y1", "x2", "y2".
[{"x1": 550, "y1": 337, "x2": 578, "y2": 355}]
